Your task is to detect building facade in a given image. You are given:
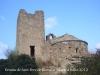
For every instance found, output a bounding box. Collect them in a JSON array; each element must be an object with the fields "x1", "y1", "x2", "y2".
[{"x1": 16, "y1": 9, "x2": 88, "y2": 69}]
